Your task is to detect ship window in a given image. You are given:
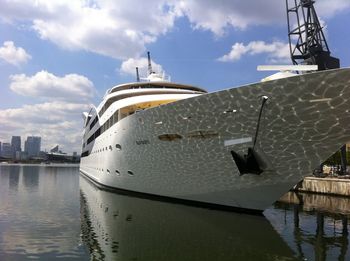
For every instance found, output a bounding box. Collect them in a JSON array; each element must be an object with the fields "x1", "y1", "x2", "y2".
[
  {"x1": 85, "y1": 114, "x2": 92, "y2": 127},
  {"x1": 89, "y1": 117, "x2": 98, "y2": 130},
  {"x1": 158, "y1": 134, "x2": 182, "y2": 141},
  {"x1": 127, "y1": 170, "x2": 134, "y2": 176},
  {"x1": 87, "y1": 133, "x2": 94, "y2": 145},
  {"x1": 114, "y1": 111, "x2": 119, "y2": 124},
  {"x1": 115, "y1": 170, "x2": 120, "y2": 175},
  {"x1": 107, "y1": 169, "x2": 110, "y2": 173},
  {"x1": 109, "y1": 145, "x2": 112, "y2": 151},
  {"x1": 81, "y1": 151, "x2": 89, "y2": 157},
  {"x1": 116, "y1": 144, "x2": 122, "y2": 151}
]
